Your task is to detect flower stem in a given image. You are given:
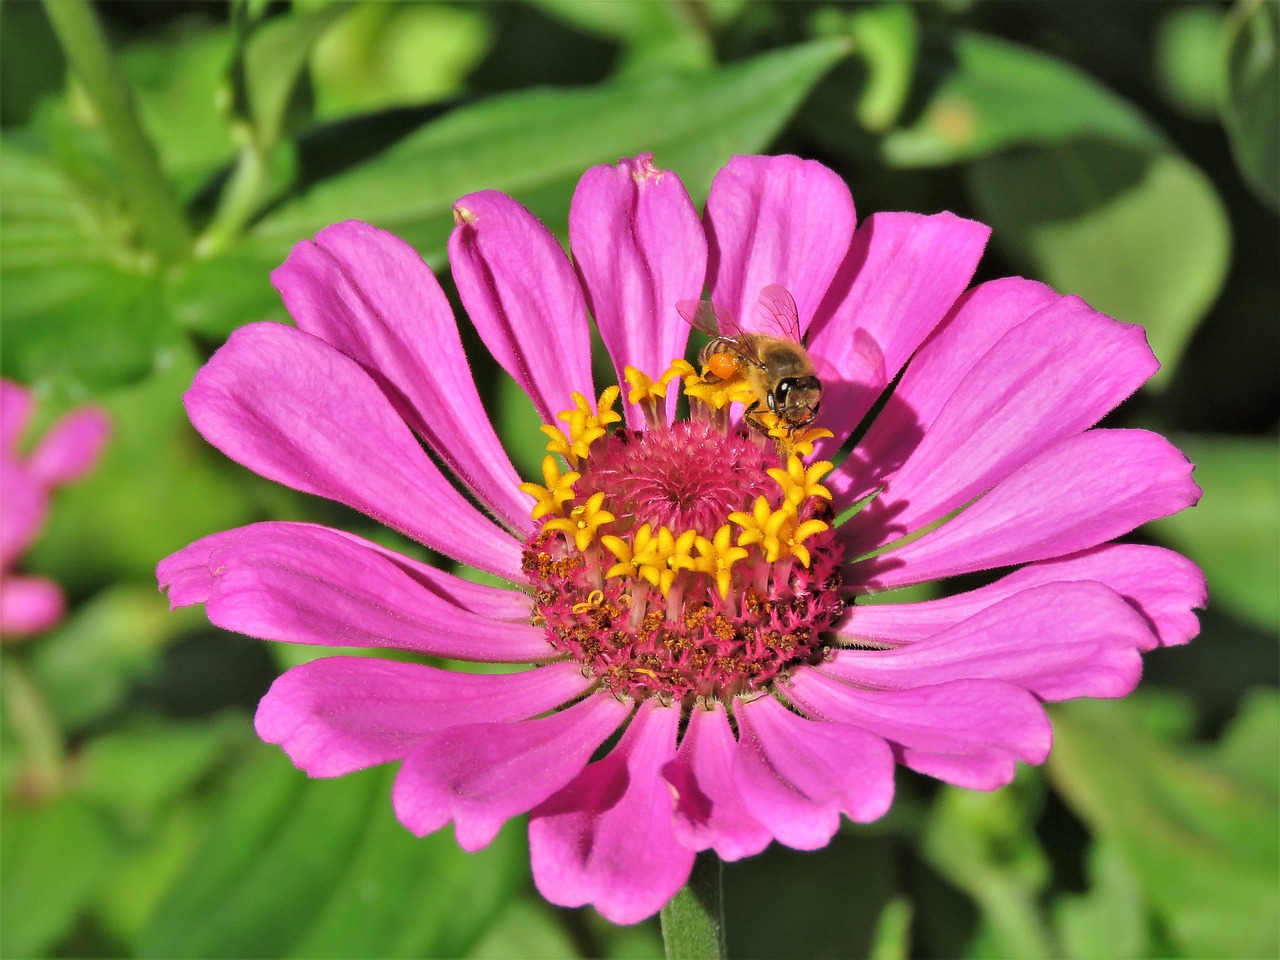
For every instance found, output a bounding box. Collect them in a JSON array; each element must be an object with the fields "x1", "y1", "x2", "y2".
[
  {"x1": 42, "y1": 0, "x2": 192, "y2": 264},
  {"x1": 1, "y1": 658, "x2": 67, "y2": 800},
  {"x1": 661, "y1": 852, "x2": 726, "y2": 959}
]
